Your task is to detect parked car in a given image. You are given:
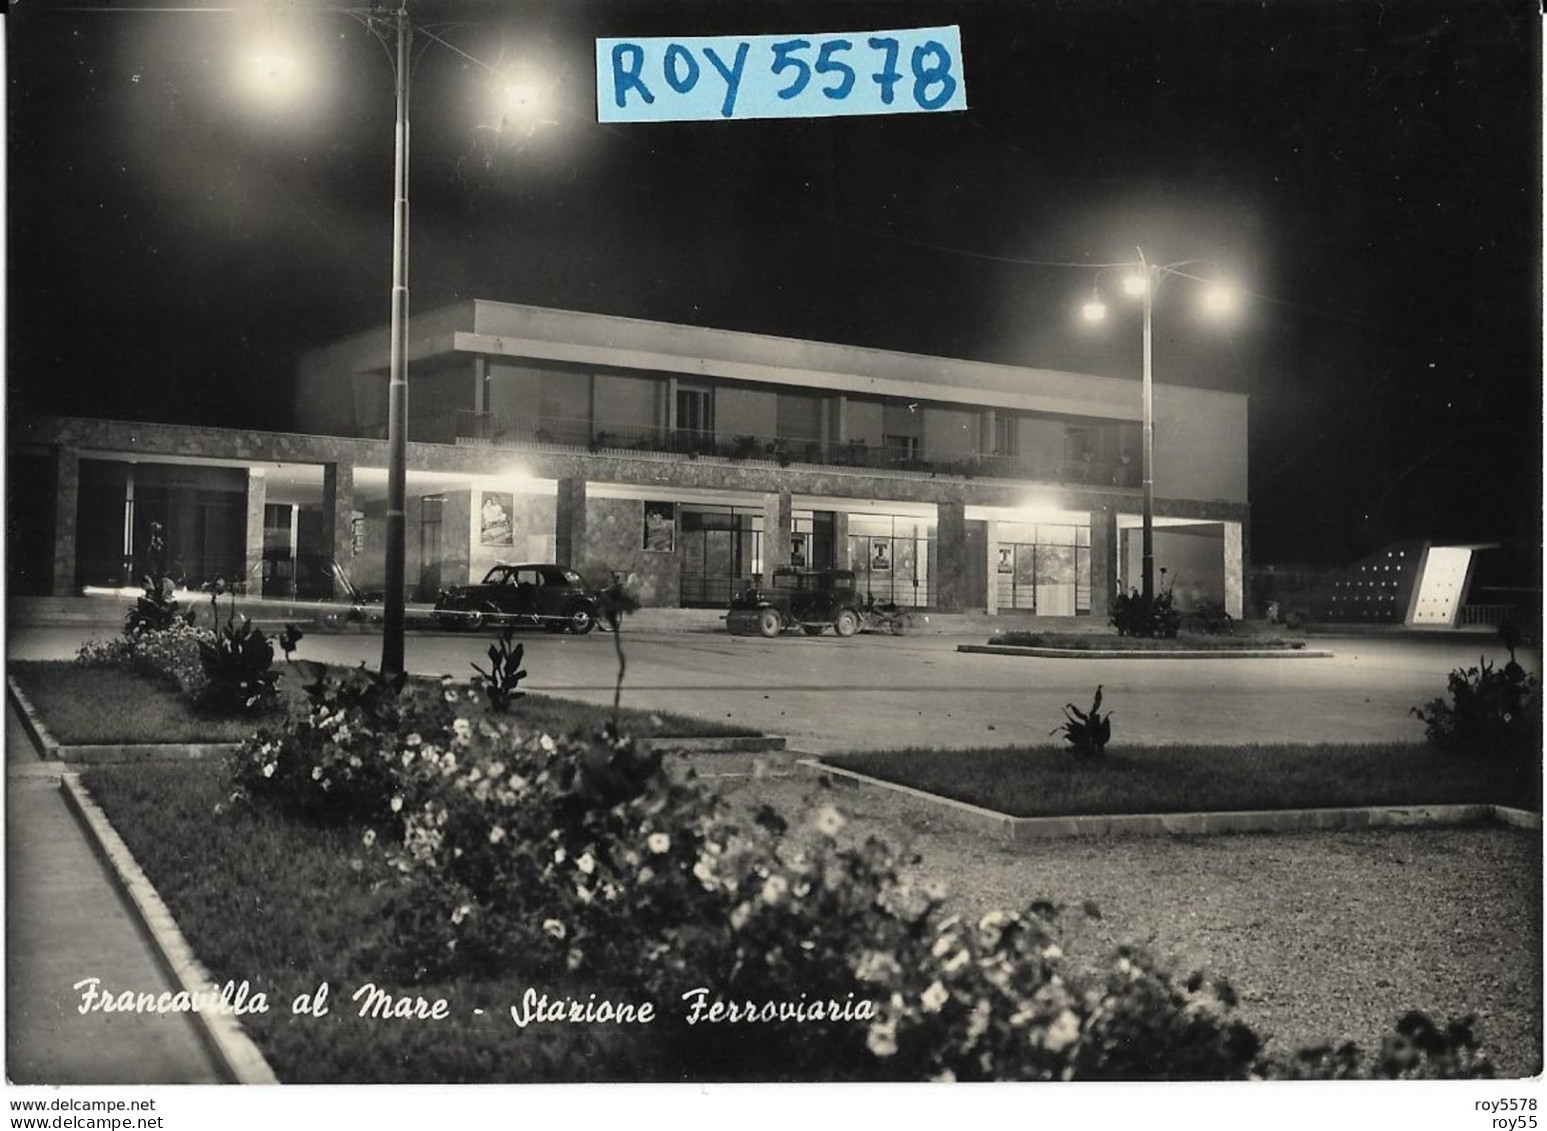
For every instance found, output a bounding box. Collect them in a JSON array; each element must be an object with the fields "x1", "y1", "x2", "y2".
[
  {"x1": 727, "y1": 567, "x2": 863, "y2": 638},
  {"x1": 434, "y1": 563, "x2": 599, "y2": 634}
]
